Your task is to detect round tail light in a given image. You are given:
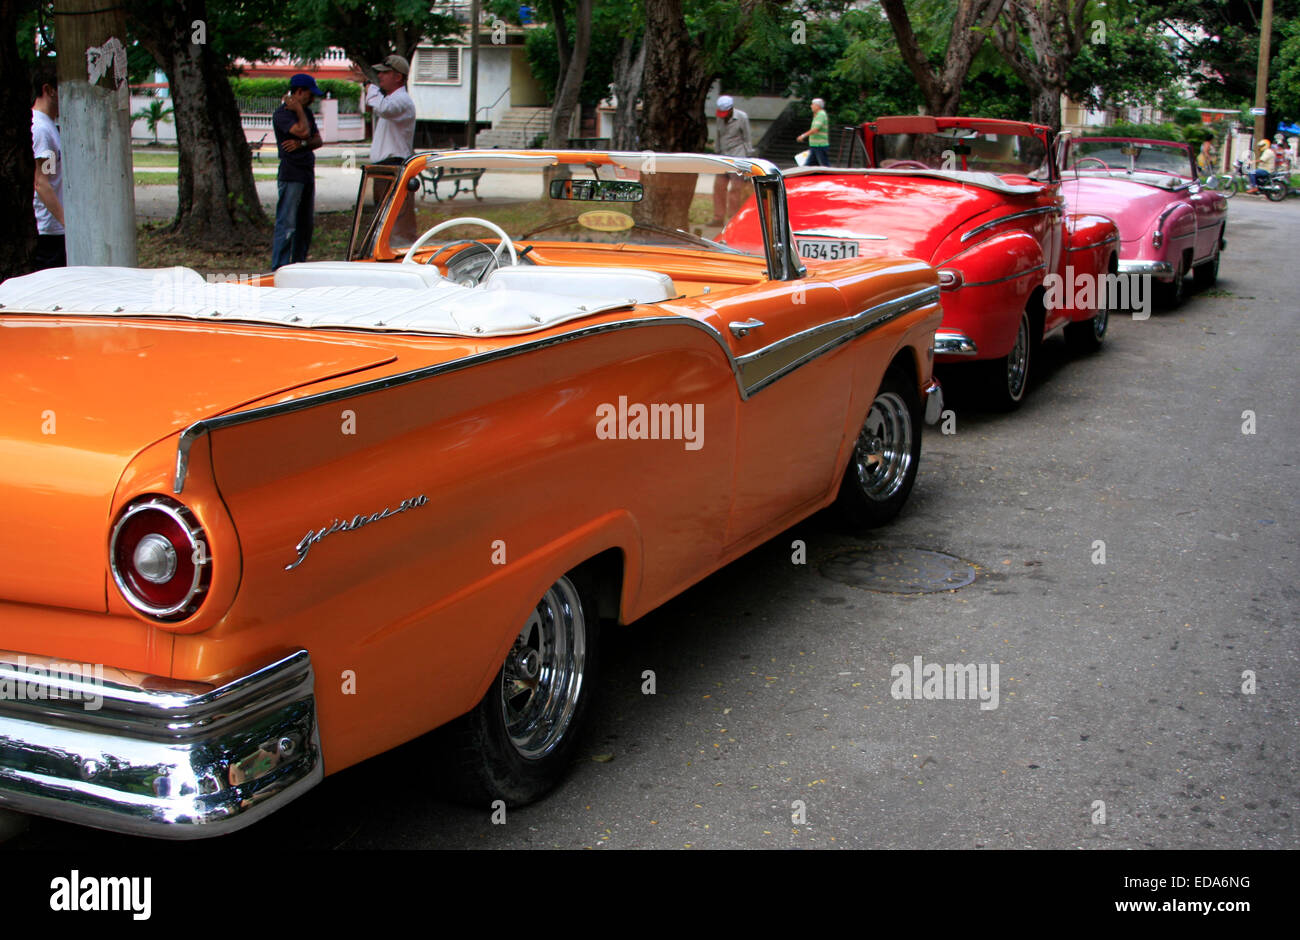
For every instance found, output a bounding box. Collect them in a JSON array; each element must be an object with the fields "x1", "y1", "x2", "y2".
[{"x1": 110, "y1": 496, "x2": 211, "y2": 620}]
